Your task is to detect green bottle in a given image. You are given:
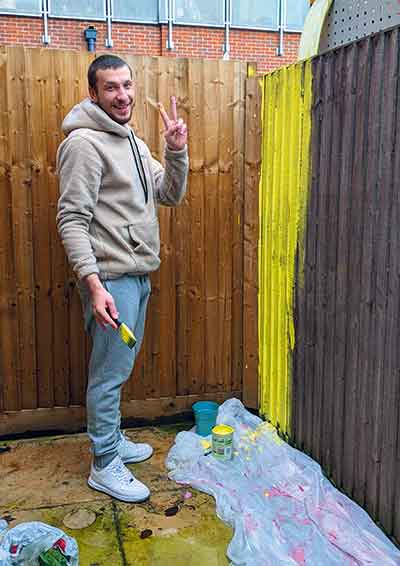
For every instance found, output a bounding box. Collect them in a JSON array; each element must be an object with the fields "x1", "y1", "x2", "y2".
[{"x1": 38, "y1": 547, "x2": 68, "y2": 566}]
